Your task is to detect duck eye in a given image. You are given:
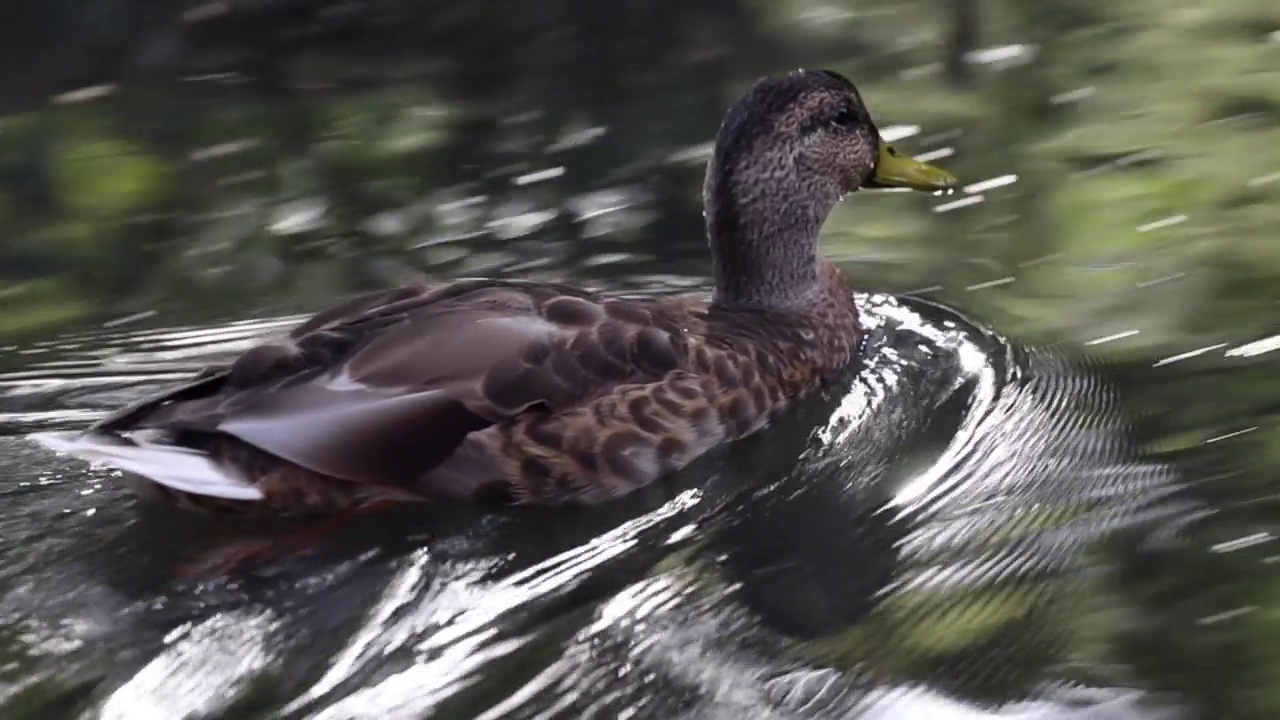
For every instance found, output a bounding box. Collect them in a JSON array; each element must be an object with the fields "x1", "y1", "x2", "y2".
[{"x1": 829, "y1": 107, "x2": 856, "y2": 129}]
